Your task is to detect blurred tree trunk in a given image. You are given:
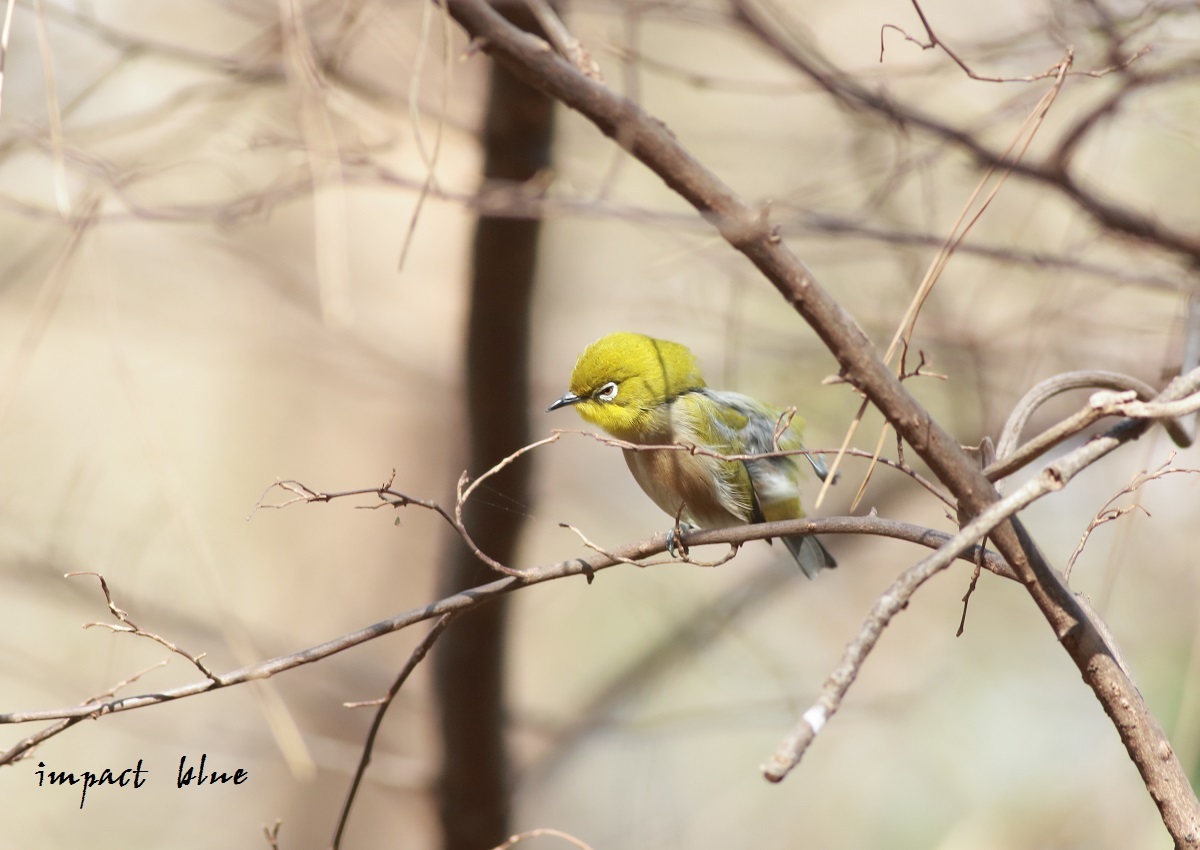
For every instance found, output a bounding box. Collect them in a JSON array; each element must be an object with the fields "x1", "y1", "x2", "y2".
[{"x1": 432, "y1": 5, "x2": 555, "y2": 850}]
